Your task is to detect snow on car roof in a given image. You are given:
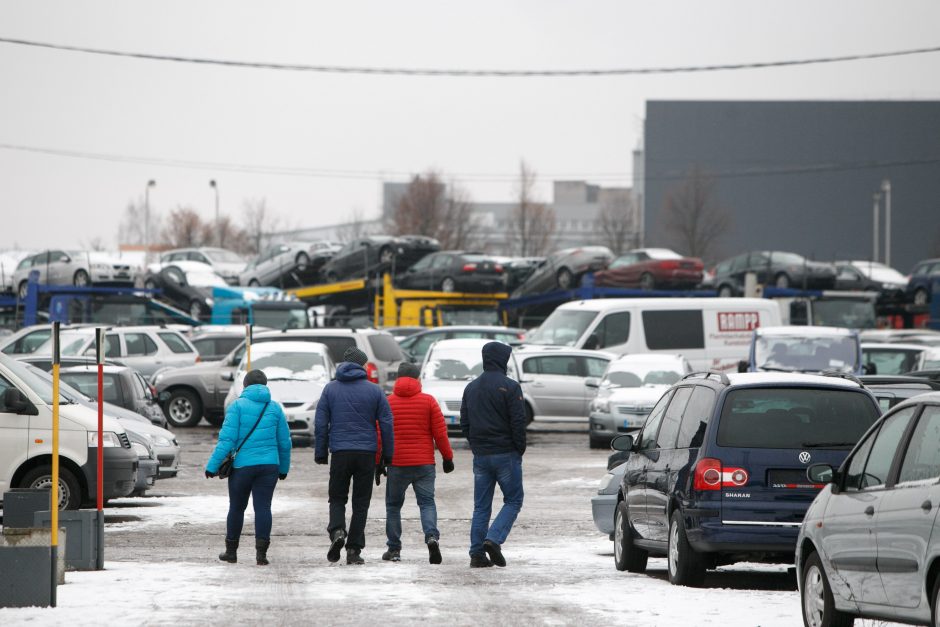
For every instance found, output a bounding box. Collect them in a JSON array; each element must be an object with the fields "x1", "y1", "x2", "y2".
[
  {"x1": 250, "y1": 341, "x2": 330, "y2": 355},
  {"x1": 756, "y1": 326, "x2": 855, "y2": 337},
  {"x1": 724, "y1": 372, "x2": 862, "y2": 388}
]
